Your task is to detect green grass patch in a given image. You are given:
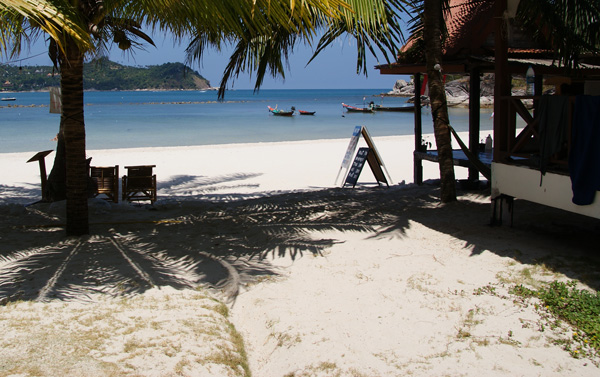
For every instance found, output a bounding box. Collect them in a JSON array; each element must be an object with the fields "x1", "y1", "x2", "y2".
[{"x1": 510, "y1": 281, "x2": 600, "y2": 361}]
